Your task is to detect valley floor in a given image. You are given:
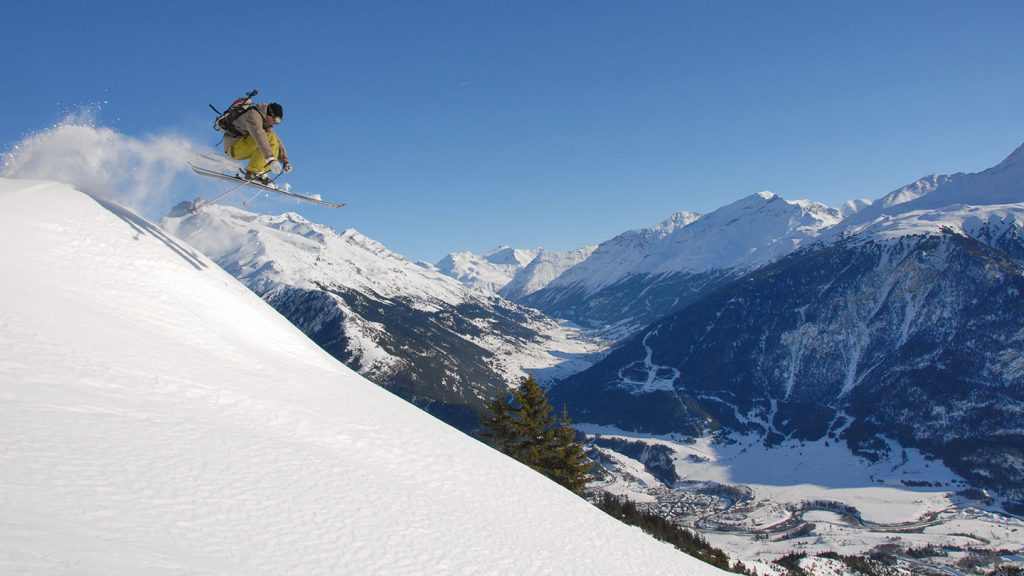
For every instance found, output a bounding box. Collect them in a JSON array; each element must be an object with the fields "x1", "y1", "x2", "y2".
[{"x1": 580, "y1": 428, "x2": 1024, "y2": 575}]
